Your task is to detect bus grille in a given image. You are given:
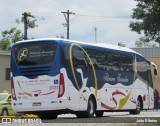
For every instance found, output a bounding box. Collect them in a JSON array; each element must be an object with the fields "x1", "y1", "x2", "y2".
[{"x1": 19, "y1": 66, "x2": 52, "y2": 77}]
